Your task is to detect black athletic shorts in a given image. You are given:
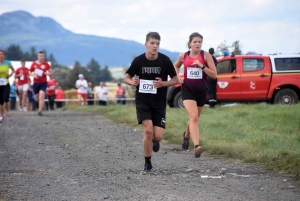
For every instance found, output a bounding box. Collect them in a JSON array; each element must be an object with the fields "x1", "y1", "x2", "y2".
[
  {"x1": 136, "y1": 103, "x2": 166, "y2": 129},
  {"x1": 0, "y1": 84, "x2": 10, "y2": 105},
  {"x1": 181, "y1": 89, "x2": 207, "y2": 107},
  {"x1": 33, "y1": 82, "x2": 47, "y2": 95}
]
